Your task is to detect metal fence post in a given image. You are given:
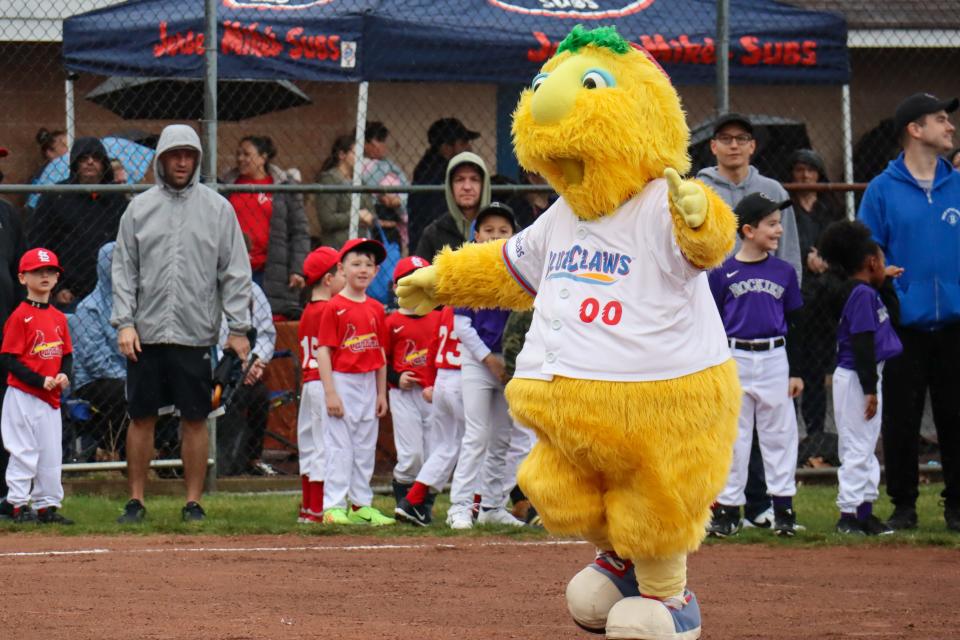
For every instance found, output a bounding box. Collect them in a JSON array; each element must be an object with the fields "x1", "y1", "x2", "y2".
[
  {"x1": 202, "y1": 0, "x2": 218, "y2": 185},
  {"x1": 715, "y1": 0, "x2": 730, "y2": 116}
]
